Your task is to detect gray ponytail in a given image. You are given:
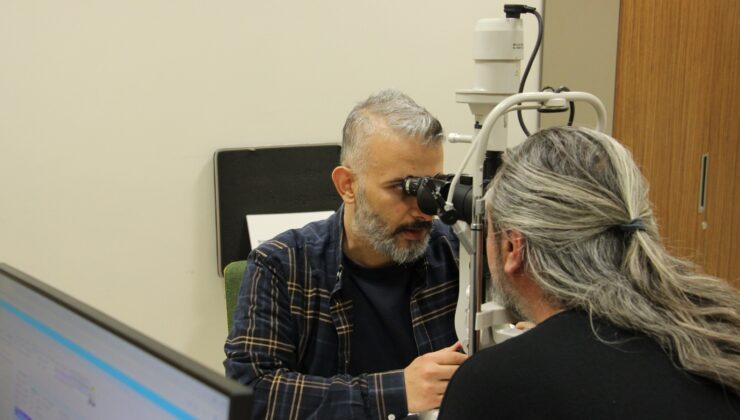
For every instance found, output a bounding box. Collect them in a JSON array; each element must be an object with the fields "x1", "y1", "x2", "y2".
[{"x1": 486, "y1": 126, "x2": 740, "y2": 394}]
